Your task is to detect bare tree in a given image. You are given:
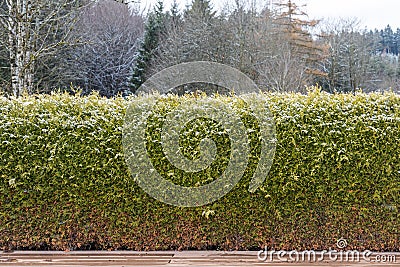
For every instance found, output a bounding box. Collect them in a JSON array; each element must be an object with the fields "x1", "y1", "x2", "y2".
[
  {"x1": 59, "y1": 0, "x2": 144, "y2": 96},
  {"x1": 318, "y1": 18, "x2": 378, "y2": 93},
  {"x1": 263, "y1": 0, "x2": 326, "y2": 92},
  {"x1": 255, "y1": 38, "x2": 310, "y2": 92},
  {"x1": 0, "y1": 11, "x2": 10, "y2": 92},
  {"x1": 222, "y1": 0, "x2": 261, "y2": 80},
  {"x1": 374, "y1": 53, "x2": 400, "y2": 92},
  {"x1": 0, "y1": 0, "x2": 91, "y2": 96}
]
